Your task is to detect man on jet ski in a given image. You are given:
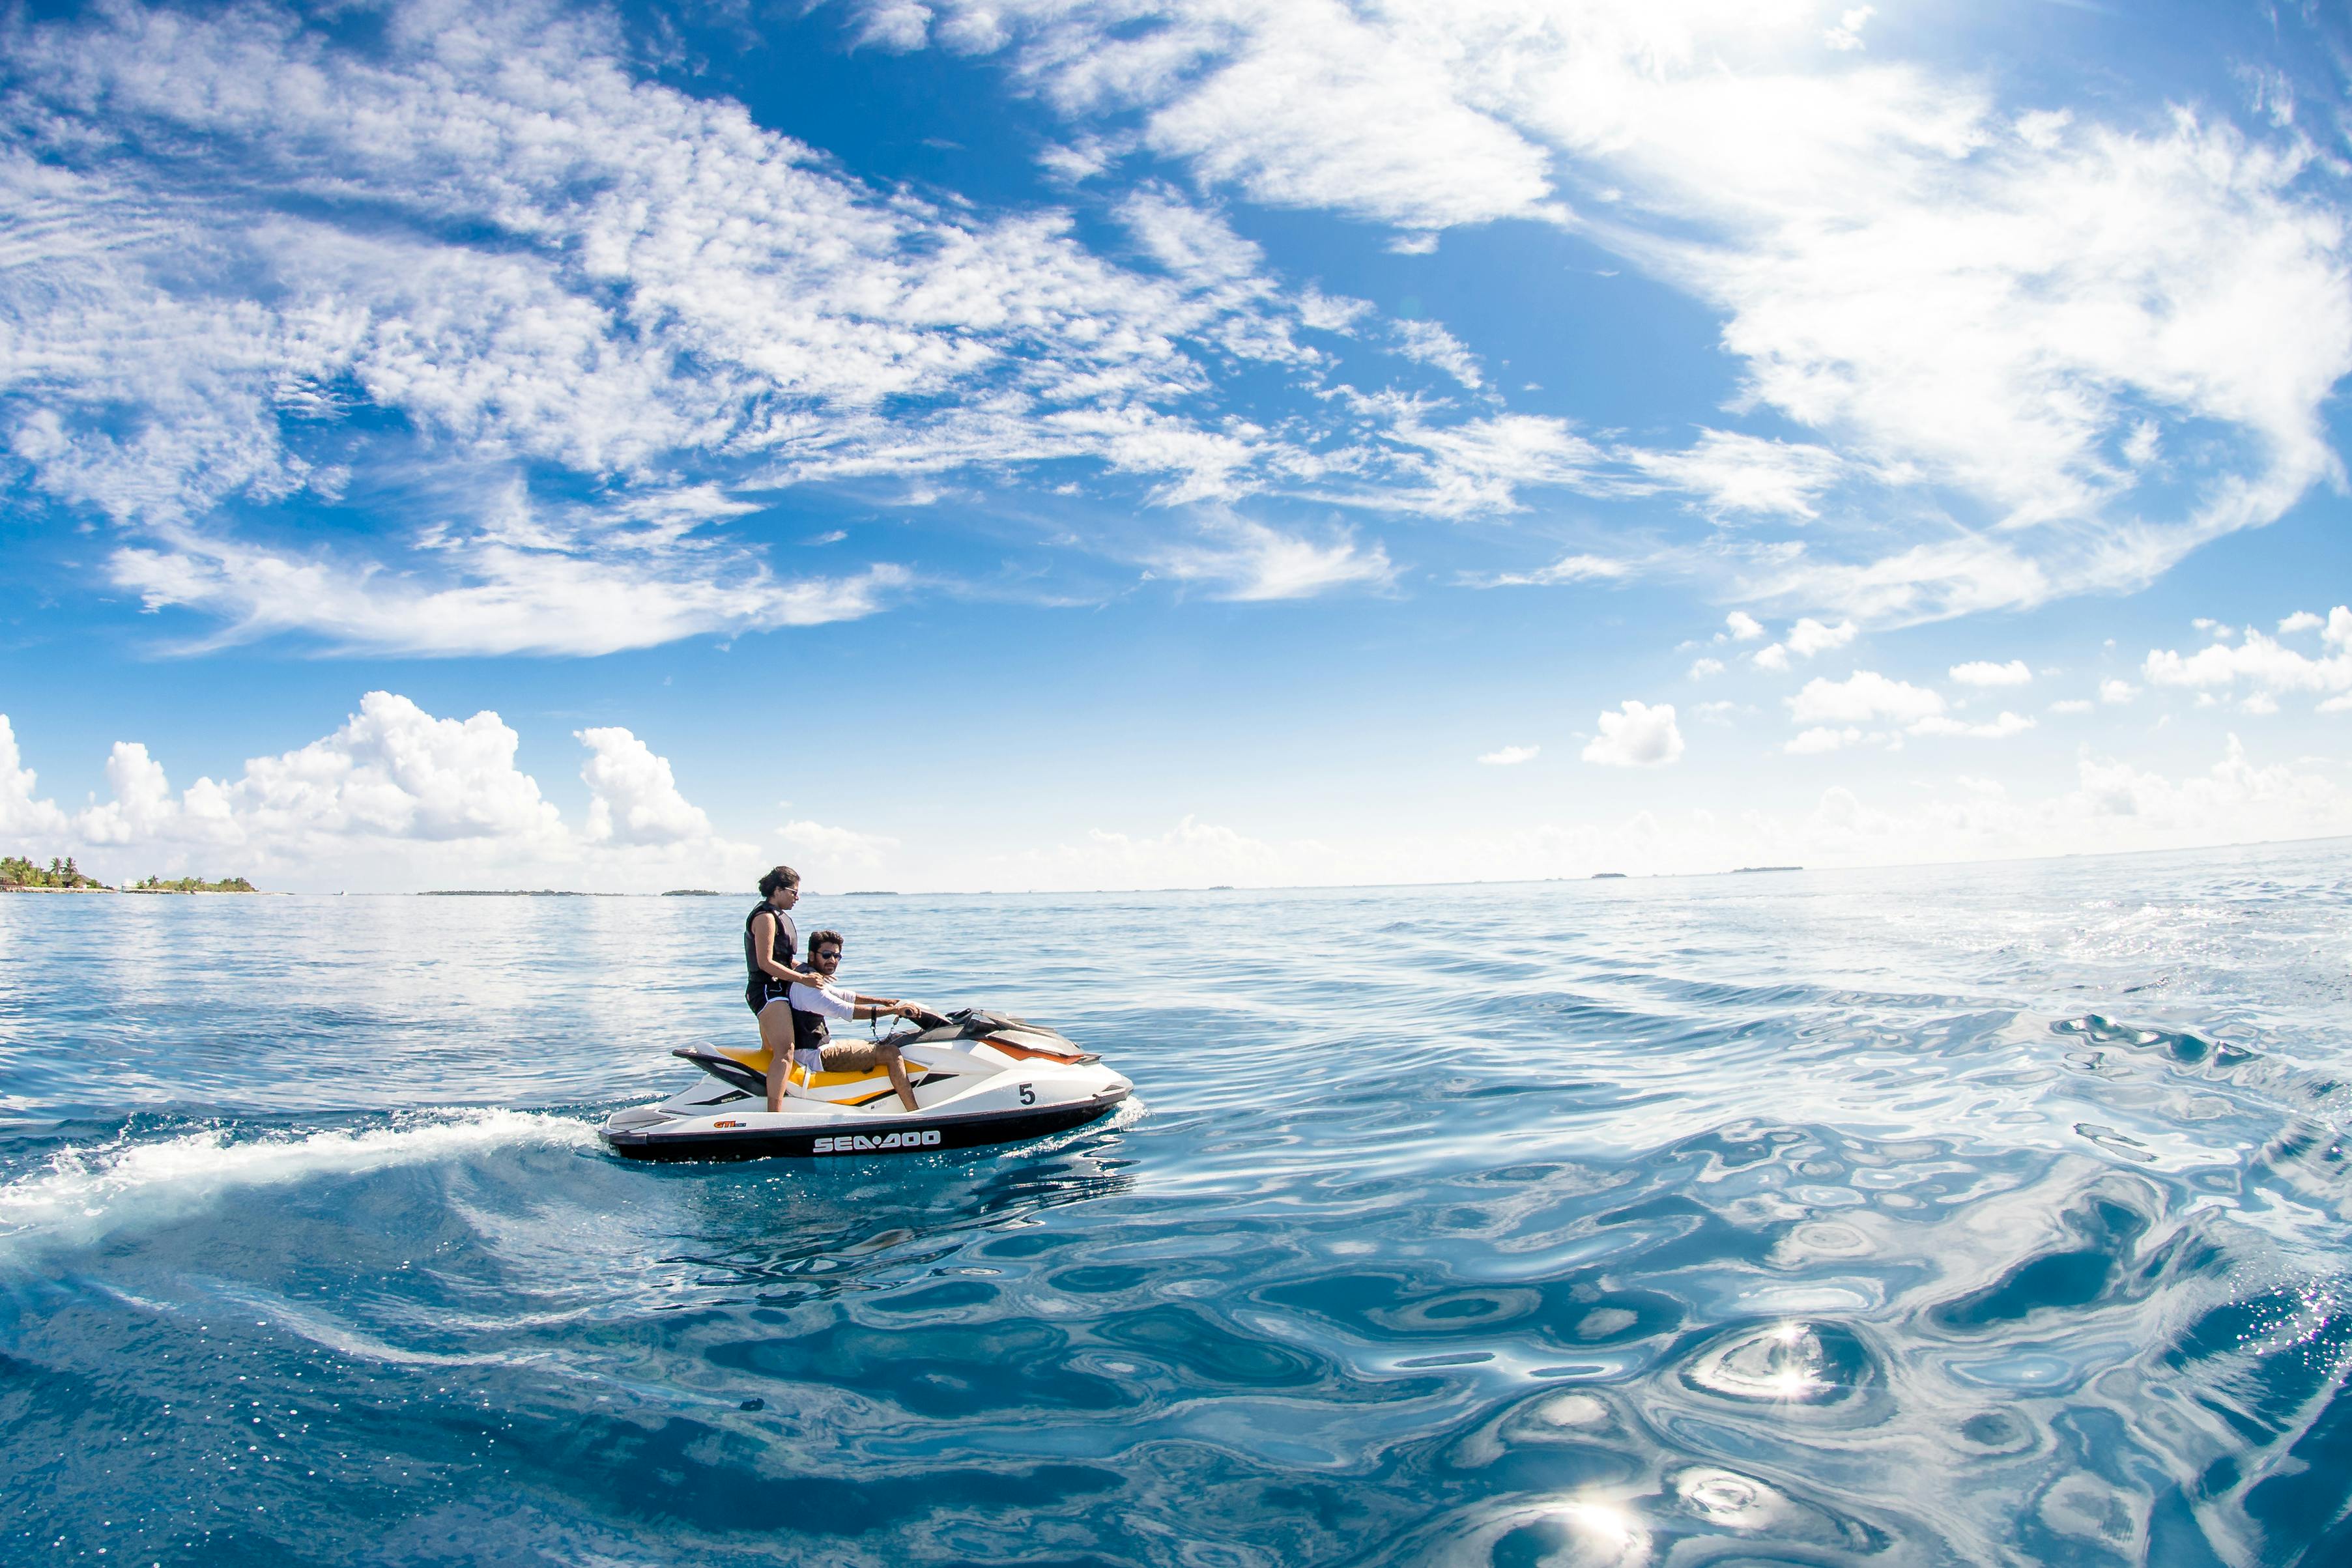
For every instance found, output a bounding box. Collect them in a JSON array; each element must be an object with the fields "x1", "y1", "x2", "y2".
[{"x1": 780, "y1": 929, "x2": 933, "y2": 1113}]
